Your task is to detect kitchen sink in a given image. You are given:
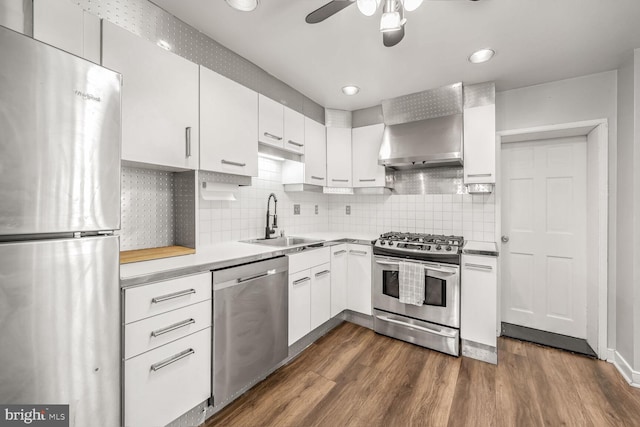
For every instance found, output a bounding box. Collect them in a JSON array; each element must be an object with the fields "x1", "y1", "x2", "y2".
[{"x1": 241, "y1": 236, "x2": 324, "y2": 247}]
